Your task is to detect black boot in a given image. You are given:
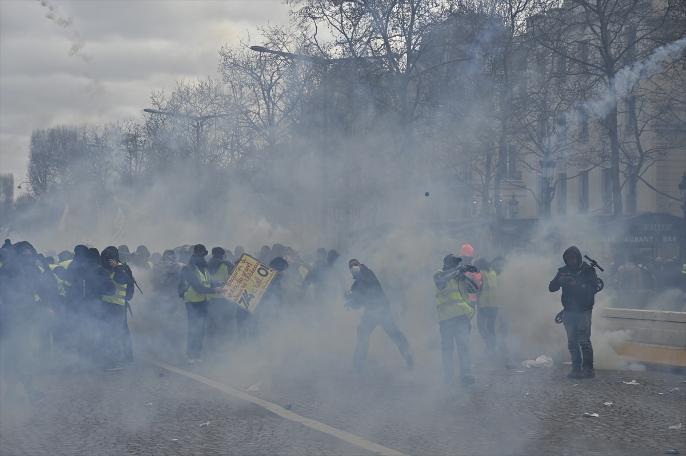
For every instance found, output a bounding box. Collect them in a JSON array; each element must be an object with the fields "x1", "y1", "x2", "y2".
[{"x1": 567, "y1": 366, "x2": 583, "y2": 379}]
